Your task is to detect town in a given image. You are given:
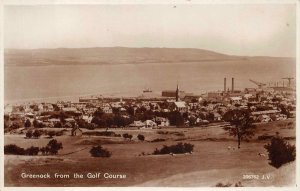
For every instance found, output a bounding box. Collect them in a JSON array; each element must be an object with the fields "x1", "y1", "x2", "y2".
[{"x1": 4, "y1": 77, "x2": 296, "y2": 133}]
